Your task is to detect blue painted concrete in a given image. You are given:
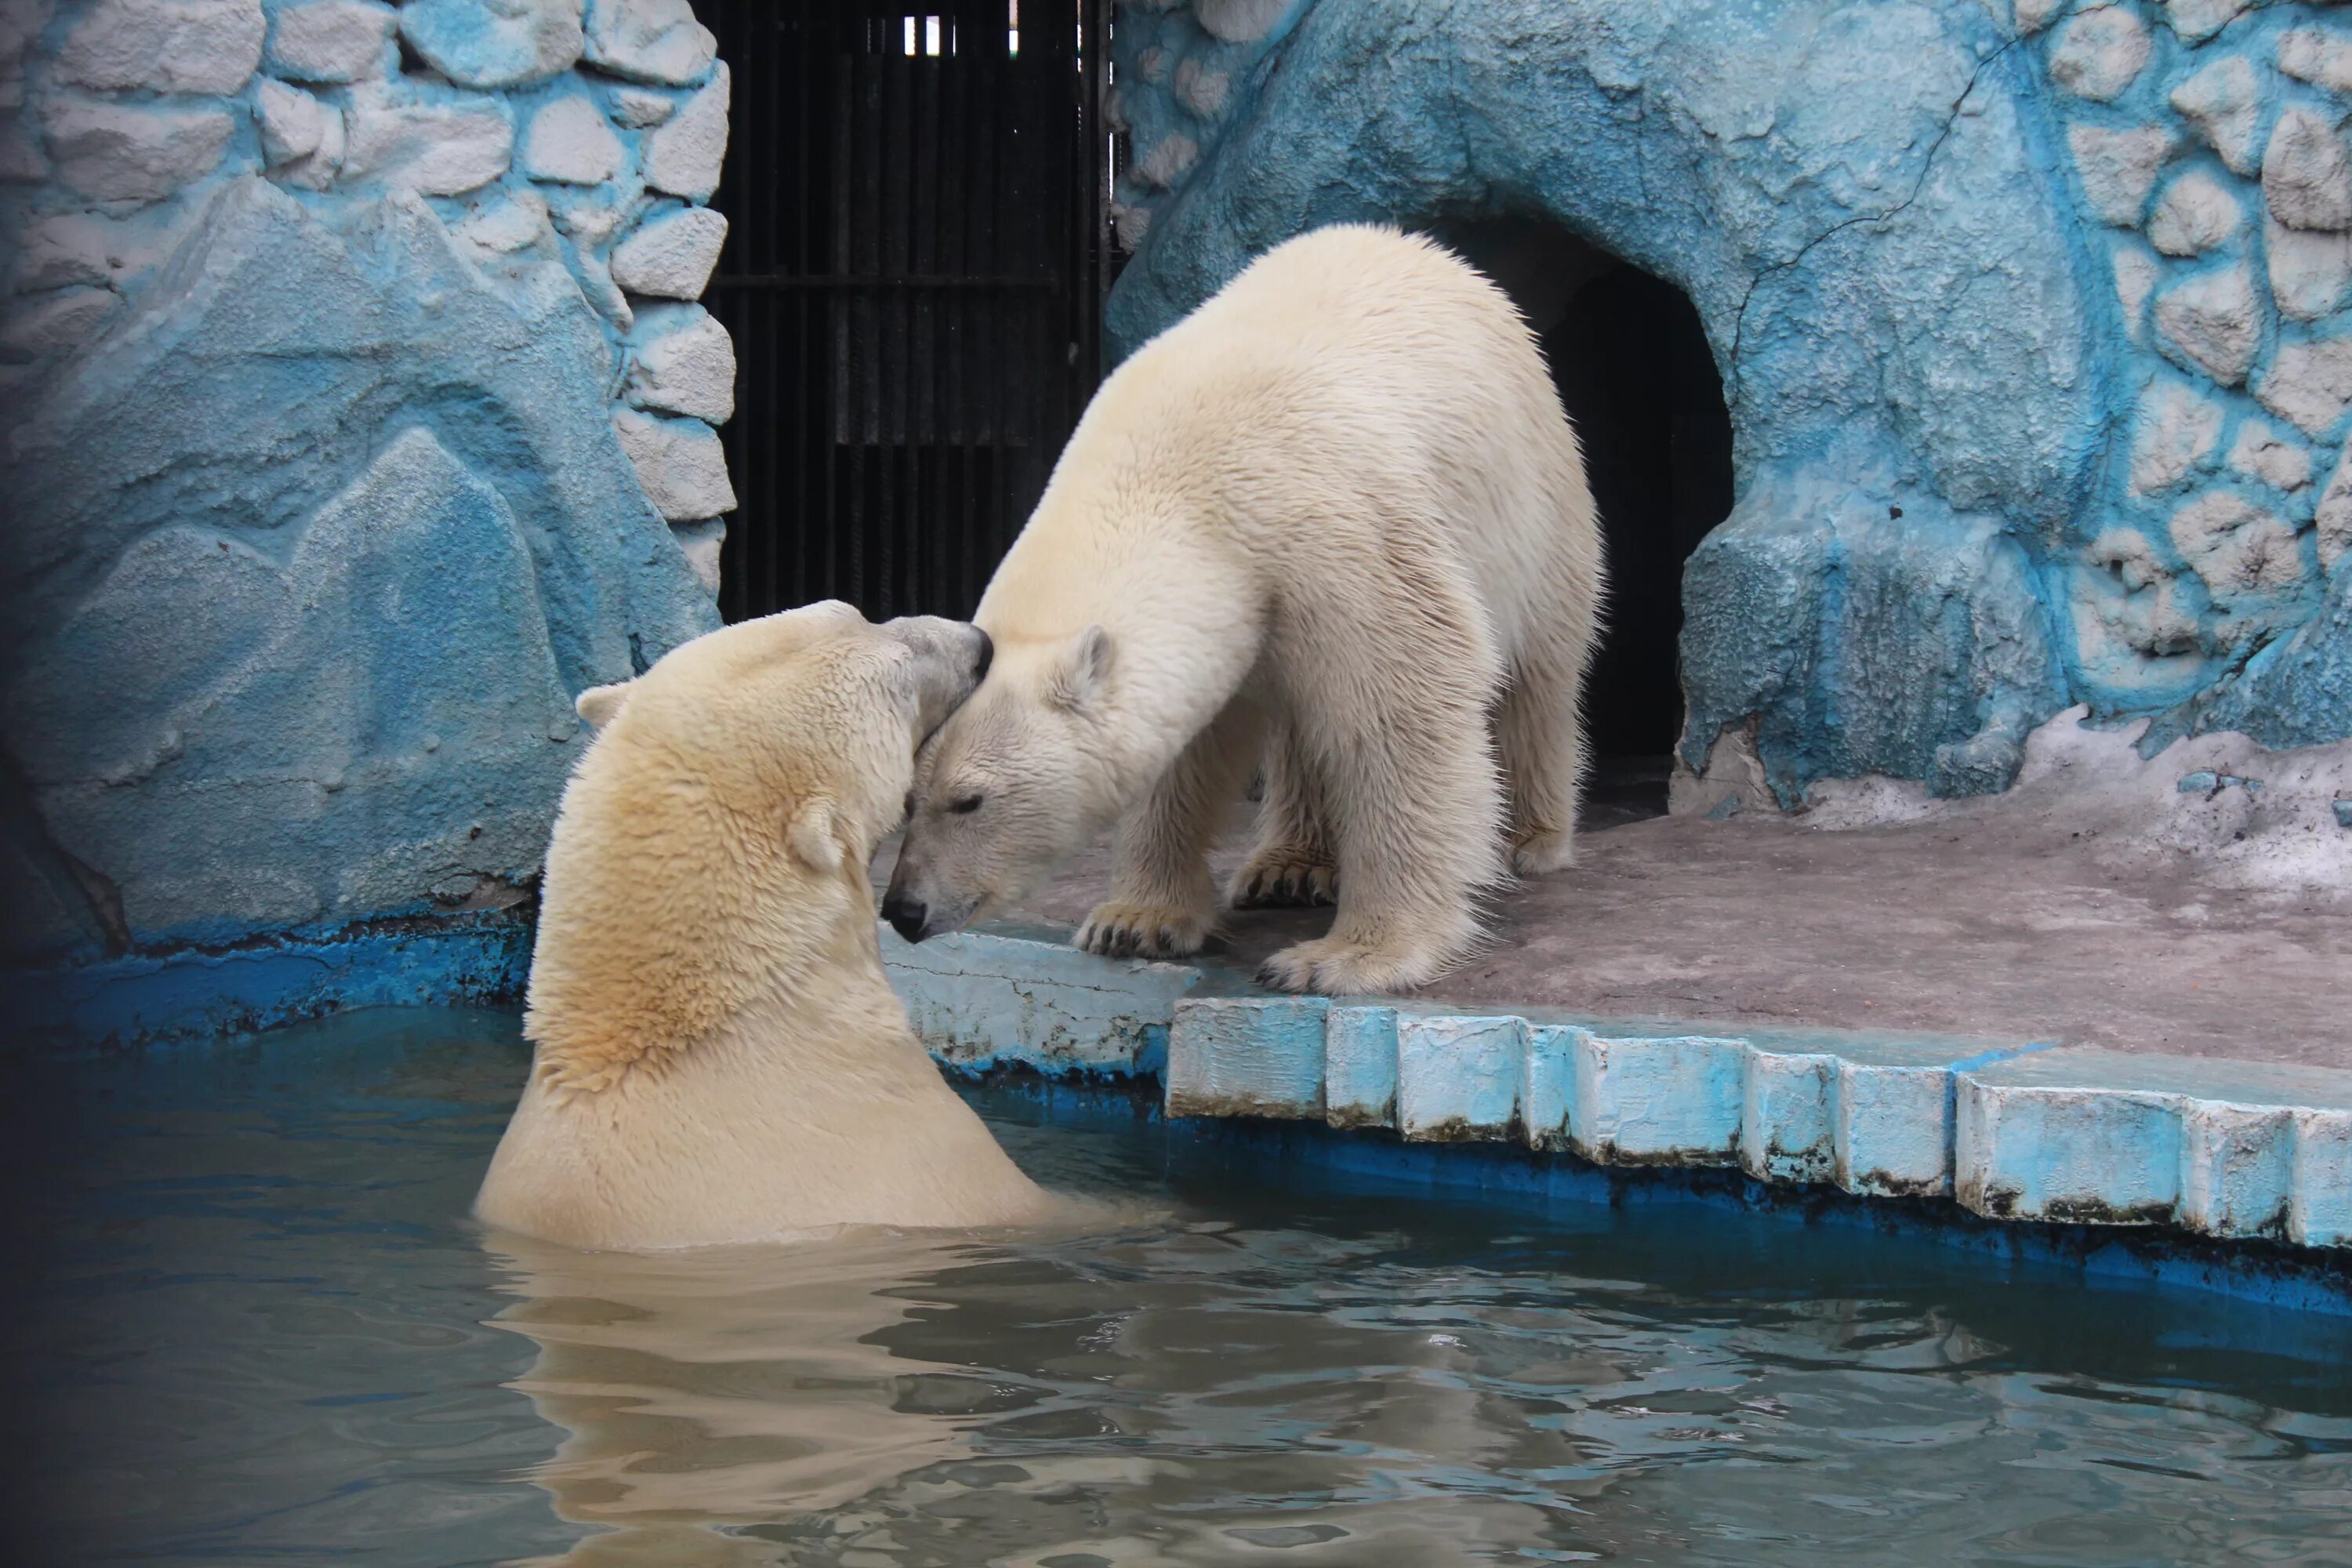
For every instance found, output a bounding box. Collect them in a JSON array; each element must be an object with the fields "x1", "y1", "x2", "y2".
[{"x1": 1108, "y1": 0, "x2": 2352, "y2": 801}]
